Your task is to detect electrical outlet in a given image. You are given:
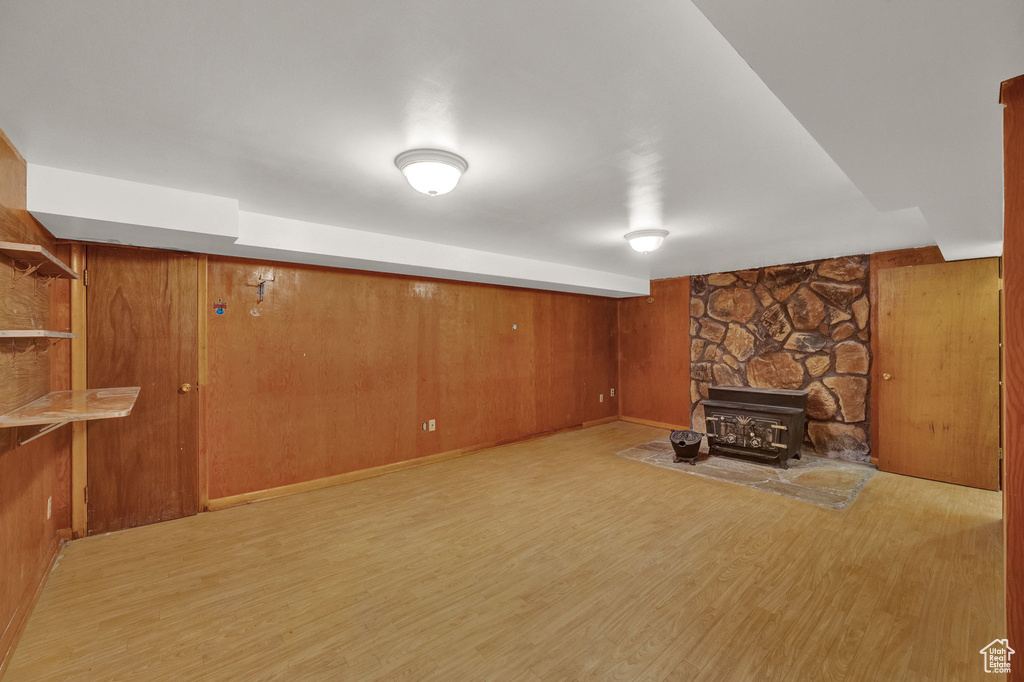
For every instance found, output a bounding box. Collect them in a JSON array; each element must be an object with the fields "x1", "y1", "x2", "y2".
[
  {"x1": 46, "y1": 496, "x2": 52, "y2": 520},
  {"x1": 428, "y1": 419, "x2": 436, "y2": 432},
  {"x1": 599, "y1": 394, "x2": 604, "y2": 403},
  {"x1": 421, "y1": 422, "x2": 428, "y2": 431},
  {"x1": 610, "y1": 388, "x2": 615, "y2": 397}
]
